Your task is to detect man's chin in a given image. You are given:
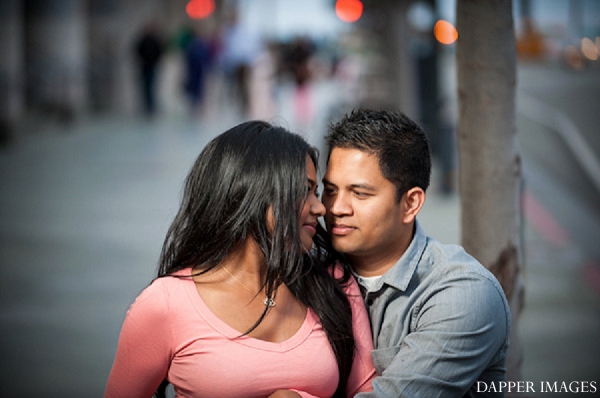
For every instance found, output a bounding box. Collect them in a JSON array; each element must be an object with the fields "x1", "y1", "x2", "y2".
[{"x1": 331, "y1": 239, "x2": 355, "y2": 256}]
